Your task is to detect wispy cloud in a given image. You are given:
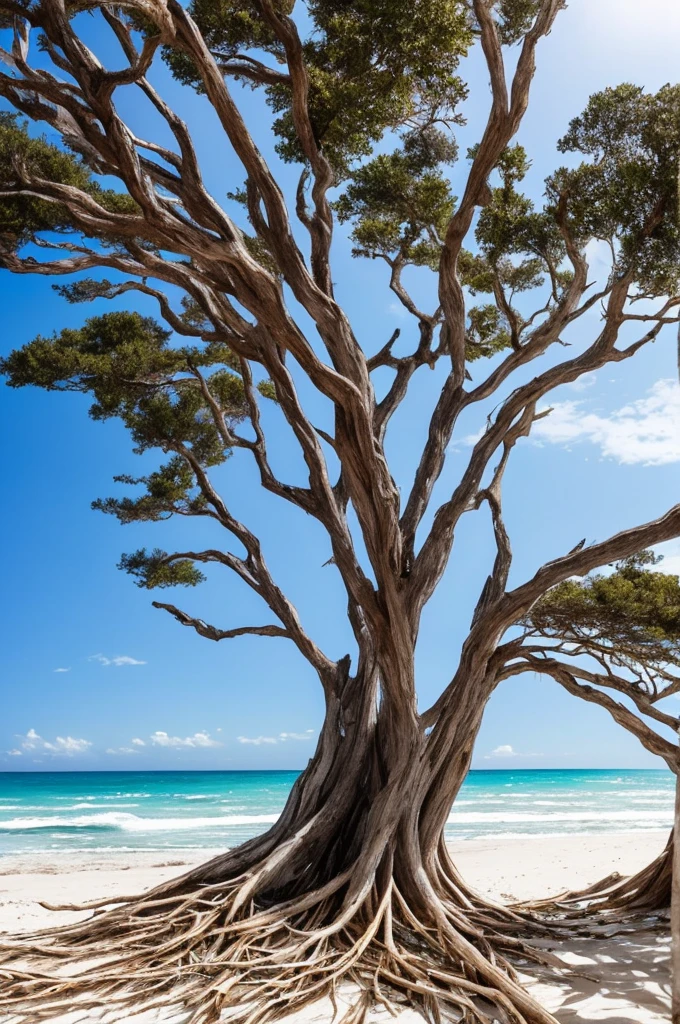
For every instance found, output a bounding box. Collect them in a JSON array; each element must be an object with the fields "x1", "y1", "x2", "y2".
[
  {"x1": 131, "y1": 737, "x2": 146, "y2": 747},
  {"x1": 21, "y1": 728, "x2": 41, "y2": 749},
  {"x1": 6, "y1": 749, "x2": 22, "y2": 756},
  {"x1": 54, "y1": 667, "x2": 70, "y2": 673},
  {"x1": 150, "y1": 730, "x2": 221, "y2": 749},
  {"x1": 486, "y1": 744, "x2": 518, "y2": 759},
  {"x1": 17, "y1": 729, "x2": 92, "y2": 756},
  {"x1": 106, "y1": 746, "x2": 139, "y2": 755},
  {"x1": 565, "y1": 372, "x2": 597, "y2": 393},
  {"x1": 238, "y1": 729, "x2": 315, "y2": 746},
  {"x1": 90, "y1": 654, "x2": 146, "y2": 667},
  {"x1": 44, "y1": 737, "x2": 92, "y2": 754},
  {"x1": 532, "y1": 379, "x2": 680, "y2": 465},
  {"x1": 484, "y1": 744, "x2": 543, "y2": 760}
]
